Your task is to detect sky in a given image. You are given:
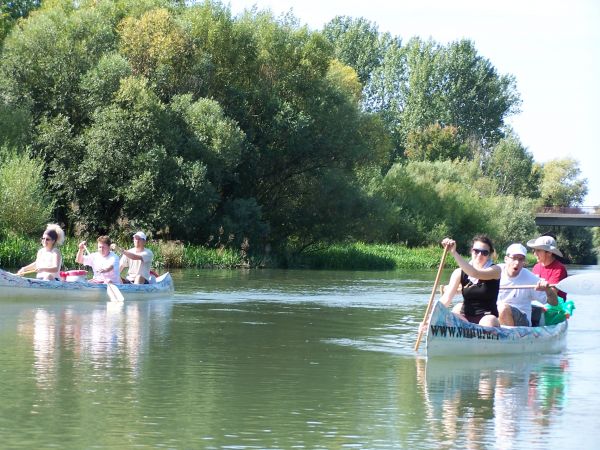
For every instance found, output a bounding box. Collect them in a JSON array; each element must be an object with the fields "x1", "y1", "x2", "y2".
[{"x1": 226, "y1": 0, "x2": 600, "y2": 206}]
